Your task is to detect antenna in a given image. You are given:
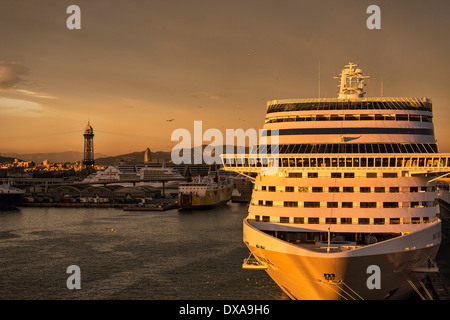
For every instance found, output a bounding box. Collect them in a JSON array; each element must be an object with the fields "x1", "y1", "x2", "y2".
[
  {"x1": 381, "y1": 77, "x2": 383, "y2": 97},
  {"x1": 318, "y1": 61, "x2": 321, "y2": 98}
]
